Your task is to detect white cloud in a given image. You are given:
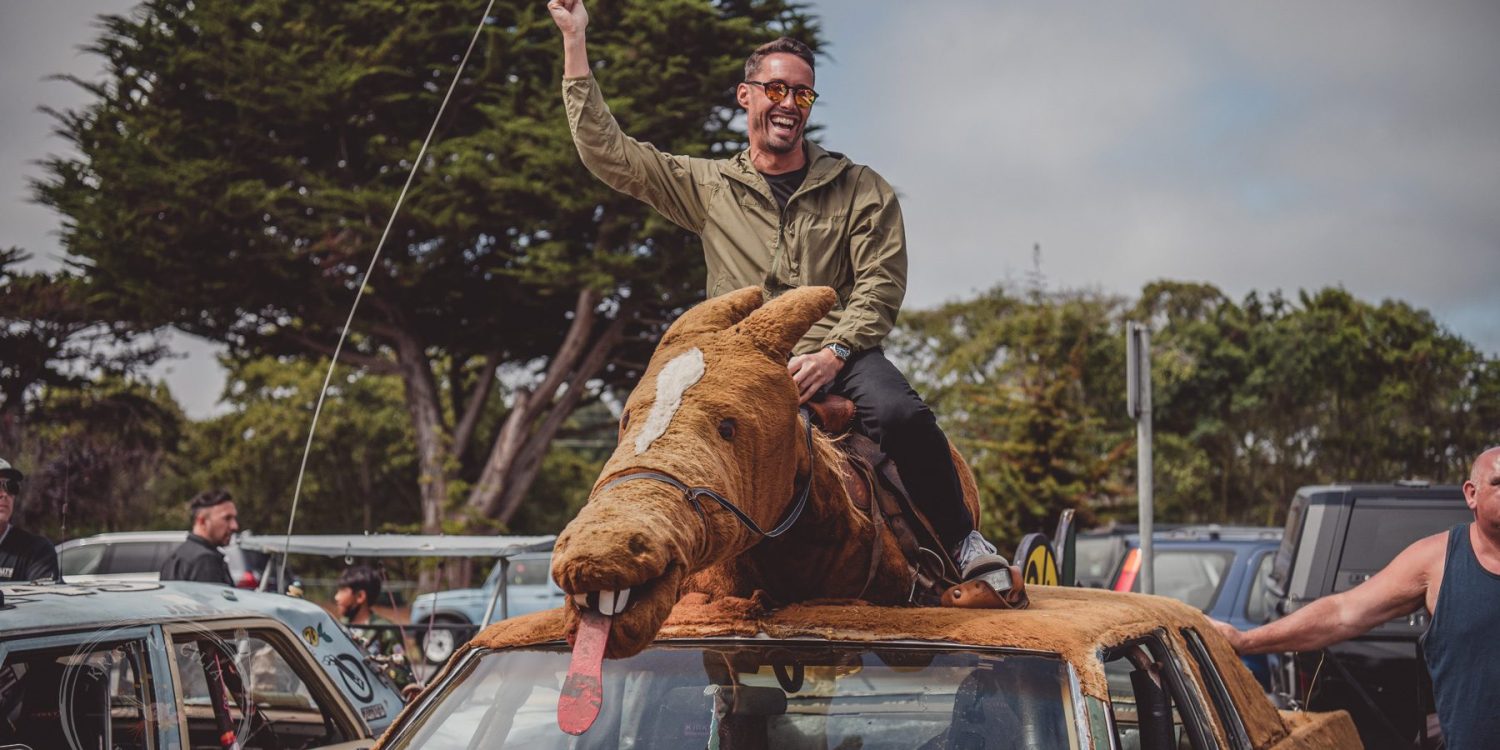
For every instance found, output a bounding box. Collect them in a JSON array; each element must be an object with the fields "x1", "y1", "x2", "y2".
[{"x1": 812, "y1": 1, "x2": 1500, "y2": 352}]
